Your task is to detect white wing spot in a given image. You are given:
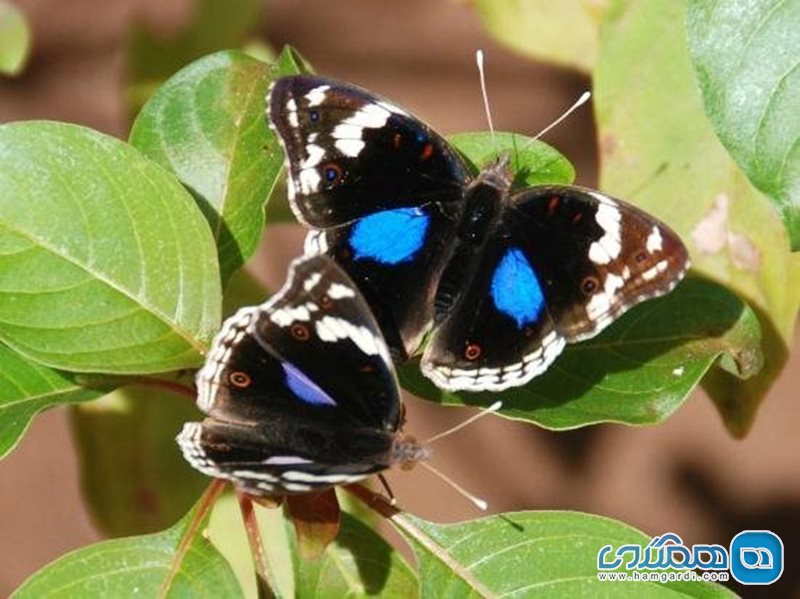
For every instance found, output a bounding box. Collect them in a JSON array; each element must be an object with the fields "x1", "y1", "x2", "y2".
[
  {"x1": 327, "y1": 282, "x2": 356, "y2": 299},
  {"x1": 589, "y1": 200, "x2": 622, "y2": 264},
  {"x1": 335, "y1": 138, "x2": 366, "y2": 157},
  {"x1": 305, "y1": 85, "x2": 330, "y2": 106},
  {"x1": 646, "y1": 226, "x2": 664, "y2": 253}
]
